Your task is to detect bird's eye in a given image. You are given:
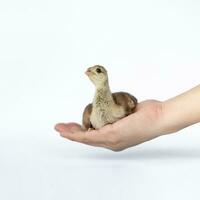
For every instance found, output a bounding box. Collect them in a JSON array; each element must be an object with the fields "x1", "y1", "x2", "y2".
[{"x1": 96, "y1": 68, "x2": 102, "y2": 73}]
